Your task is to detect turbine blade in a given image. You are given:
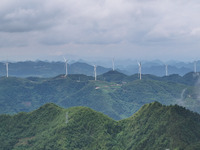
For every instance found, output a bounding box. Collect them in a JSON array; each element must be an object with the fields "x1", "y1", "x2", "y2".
[{"x1": 63, "y1": 57, "x2": 66, "y2": 62}]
